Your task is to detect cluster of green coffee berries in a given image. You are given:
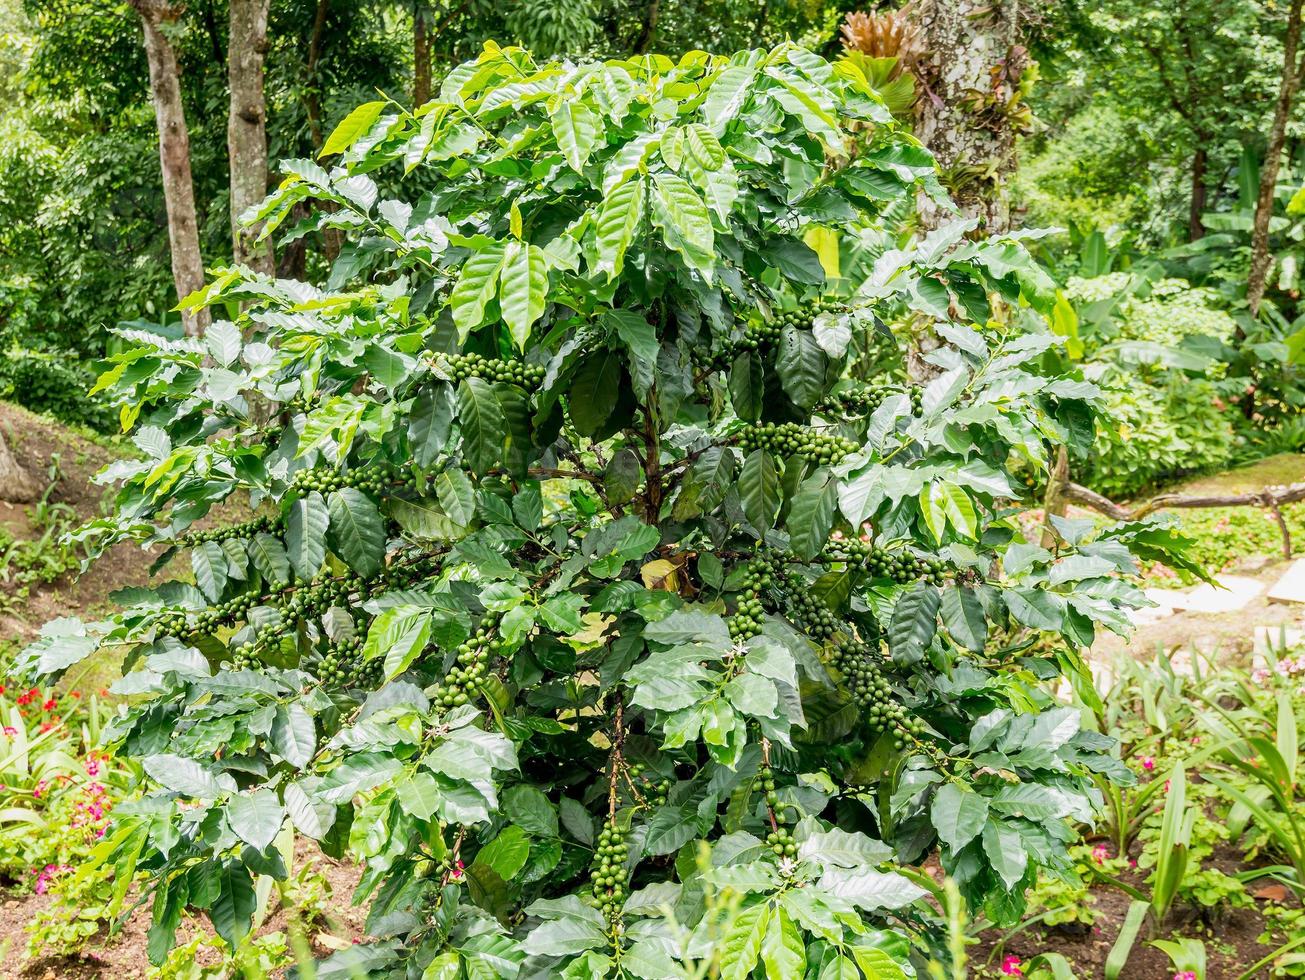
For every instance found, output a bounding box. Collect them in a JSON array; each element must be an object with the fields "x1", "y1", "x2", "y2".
[
  {"x1": 375, "y1": 554, "x2": 445, "y2": 590},
  {"x1": 289, "y1": 463, "x2": 402, "y2": 496},
  {"x1": 230, "y1": 621, "x2": 290, "y2": 669},
  {"x1": 737, "y1": 422, "x2": 858, "y2": 465},
  {"x1": 435, "y1": 352, "x2": 546, "y2": 389},
  {"x1": 627, "y1": 762, "x2": 671, "y2": 807},
  {"x1": 826, "y1": 635, "x2": 920, "y2": 744},
  {"x1": 728, "y1": 590, "x2": 767, "y2": 641},
  {"x1": 182, "y1": 592, "x2": 259, "y2": 639},
  {"x1": 727, "y1": 554, "x2": 784, "y2": 640},
  {"x1": 781, "y1": 573, "x2": 840, "y2": 640},
  {"x1": 779, "y1": 297, "x2": 844, "y2": 331},
  {"x1": 590, "y1": 820, "x2": 629, "y2": 923},
  {"x1": 230, "y1": 639, "x2": 261, "y2": 671},
  {"x1": 281, "y1": 389, "x2": 322, "y2": 413},
  {"x1": 766, "y1": 823, "x2": 797, "y2": 859},
  {"x1": 181, "y1": 514, "x2": 279, "y2": 547},
  {"x1": 821, "y1": 536, "x2": 949, "y2": 585},
  {"x1": 155, "y1": 590, "x2": 259, "y2": 640},
  {"x1": 277, "y1": 573, "x2": 360, "y2": 621},
  {"x1": 759, "y1": 763, "x2": 798, "y2": 855},
  {"x1": 700, "y1": 299, "x2": 847, "y2": 369},
  {"x1": 433, "y1": 623, "x2": 500, "y2": 708},
  {"x1": 317, "y1": 635, "x2": 380, "y2": 688},
  {"x1": 821, "y1": 381, "x2": 923, "y2": 416}
]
